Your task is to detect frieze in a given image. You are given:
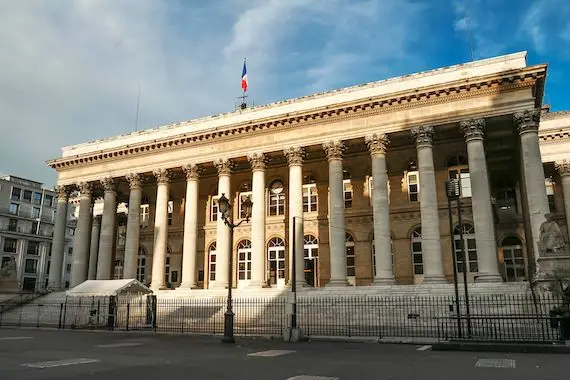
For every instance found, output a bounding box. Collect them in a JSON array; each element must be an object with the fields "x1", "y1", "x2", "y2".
[
  {"x1": 460, "y1": 118, "x2": 485, "y2": 141},
  {"x1": 47, "y1": 68, "x2": 543, "y2": 171},
  {"x1": 410, "y1": 126, "x2": 434, "y2": 147},
  {"x1": 513, "y1": 108, "x2": 541, "y2": 135},
  {"x1": 365, "y1": 133, "x2": 389, "y2": 156},
  {"x1": 323, "y1": 140, "x2": 346, "y2": 160},
  {"x1": 125, "y1": 173, "x2": 143, "y2": 189},
  {"x1": 283, "y1": 147, "x2": 305, "y2": 166},
  {"x1": 183, "y1": 164, "x2": 202, "y2": 180}
]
